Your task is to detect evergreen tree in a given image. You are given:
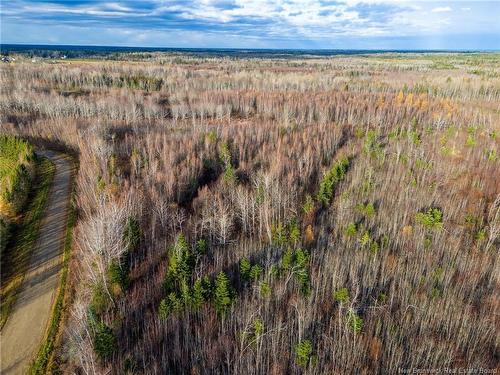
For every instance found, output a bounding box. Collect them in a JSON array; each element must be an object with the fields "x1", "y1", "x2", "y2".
[
  {"x1": 295, "y1": 339, "x2": 314, "y2": 368},
  {"x1": 288, "y1": 218, "x2": 301, "y2": 245},
  {"x1": 158, "y1": 298, "x2": 169, "y2": 321},
  {"x1": 317, "y1": 157, "x2": 349, "y2": 206},
  {"x1": 347, "y1": 310, "x2": 363, "y2": 333},
  {"x1": 180, "y1": 279, "x2": 192, "y2": 309},
  {"x1": 260, "y1": 282, "x2": 271, "y2": 298},
  {"x1": 167, "y1": 292, "x2": 182, "y2": 314},
  {"x1": 240, "y1": 258, "x2": 251, "y2": 282},
  {"x1": 192, "y1": 279, "x2": 205, "y2": 310},
  {"x1": 214, "y1": 271, "x2": 233, "y2": 316},
  {"x1": 123, "y1": 216, "x2": 141, "y2": 252},
  {"x1": 281, "y1": 247, "x2": 293, "y2": 271},
  {"x1": 294, "y1": 249, "x2": 311, "y2": 295},
  {"x1": 250, "y1": 264, "x2": 263, "y2": 281},
  {"x1": 271, "y1": 222, "x2": 287, "y2": 246},
  {"x1": 92, "y1": 321, "x2": 117, "y2": 362},
  {"x1": 201, "y1": 275, "x2": 214, "y2": 301},
  {"x1": 195, "y1": 238, "x2": 207, "y2": 256},
  {"x1": 165, "y1": 234, "x2": 194, "y2": 293},
  {"x1": 108, "y1": 260, "x2": 130, "y2": 292}
]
